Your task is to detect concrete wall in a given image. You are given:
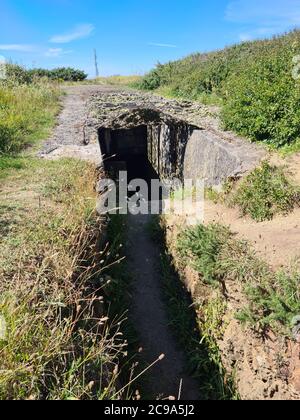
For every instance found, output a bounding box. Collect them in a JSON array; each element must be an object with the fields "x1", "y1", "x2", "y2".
[
  {"x1": 98, "y1": 115, "x2": 262, "y2": 187},
  {"x1": 147, "y1": 123, "x2": 194, "y2": 181}
]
